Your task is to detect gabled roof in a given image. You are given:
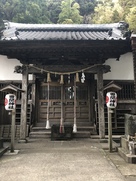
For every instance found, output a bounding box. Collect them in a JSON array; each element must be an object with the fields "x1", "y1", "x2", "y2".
[
  {"x1": 0, "y1": 21, "x2": 131, "y2": 66},
  {"x1": 0, "y1": 84, "x2": 24, "y2": 93},
  {"x1": 103, "y1": 81, "x2": 122, "y2": 92},
  {"x1": 1, "y1": 21, "x2": 131, "y2": 41}
]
